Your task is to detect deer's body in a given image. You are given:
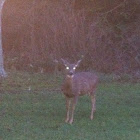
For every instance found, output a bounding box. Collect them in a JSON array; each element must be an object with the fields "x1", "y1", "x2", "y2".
[
  {"x1": 61, "y1": 59, "x2": 98, "y2": 124},
  {"x1": 62, "y1": 72, "x2": 98, "y2": 97}
]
